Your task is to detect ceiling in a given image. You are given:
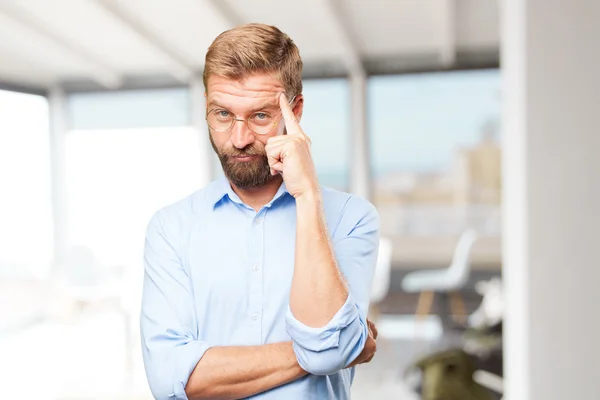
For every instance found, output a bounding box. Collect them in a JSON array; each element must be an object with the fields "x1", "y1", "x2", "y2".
[{"x1": 0, "y1": 0, "x2": 499, "y2": 93}]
